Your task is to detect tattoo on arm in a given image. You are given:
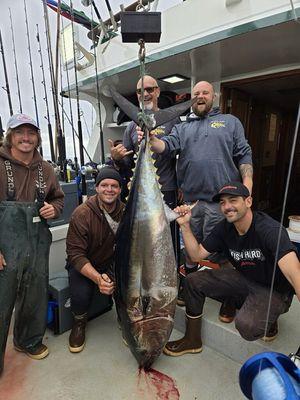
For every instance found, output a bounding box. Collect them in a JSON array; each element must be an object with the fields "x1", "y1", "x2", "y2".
[{"x1": 239, "y1": 164, "x2": 253, "y2": 179}]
